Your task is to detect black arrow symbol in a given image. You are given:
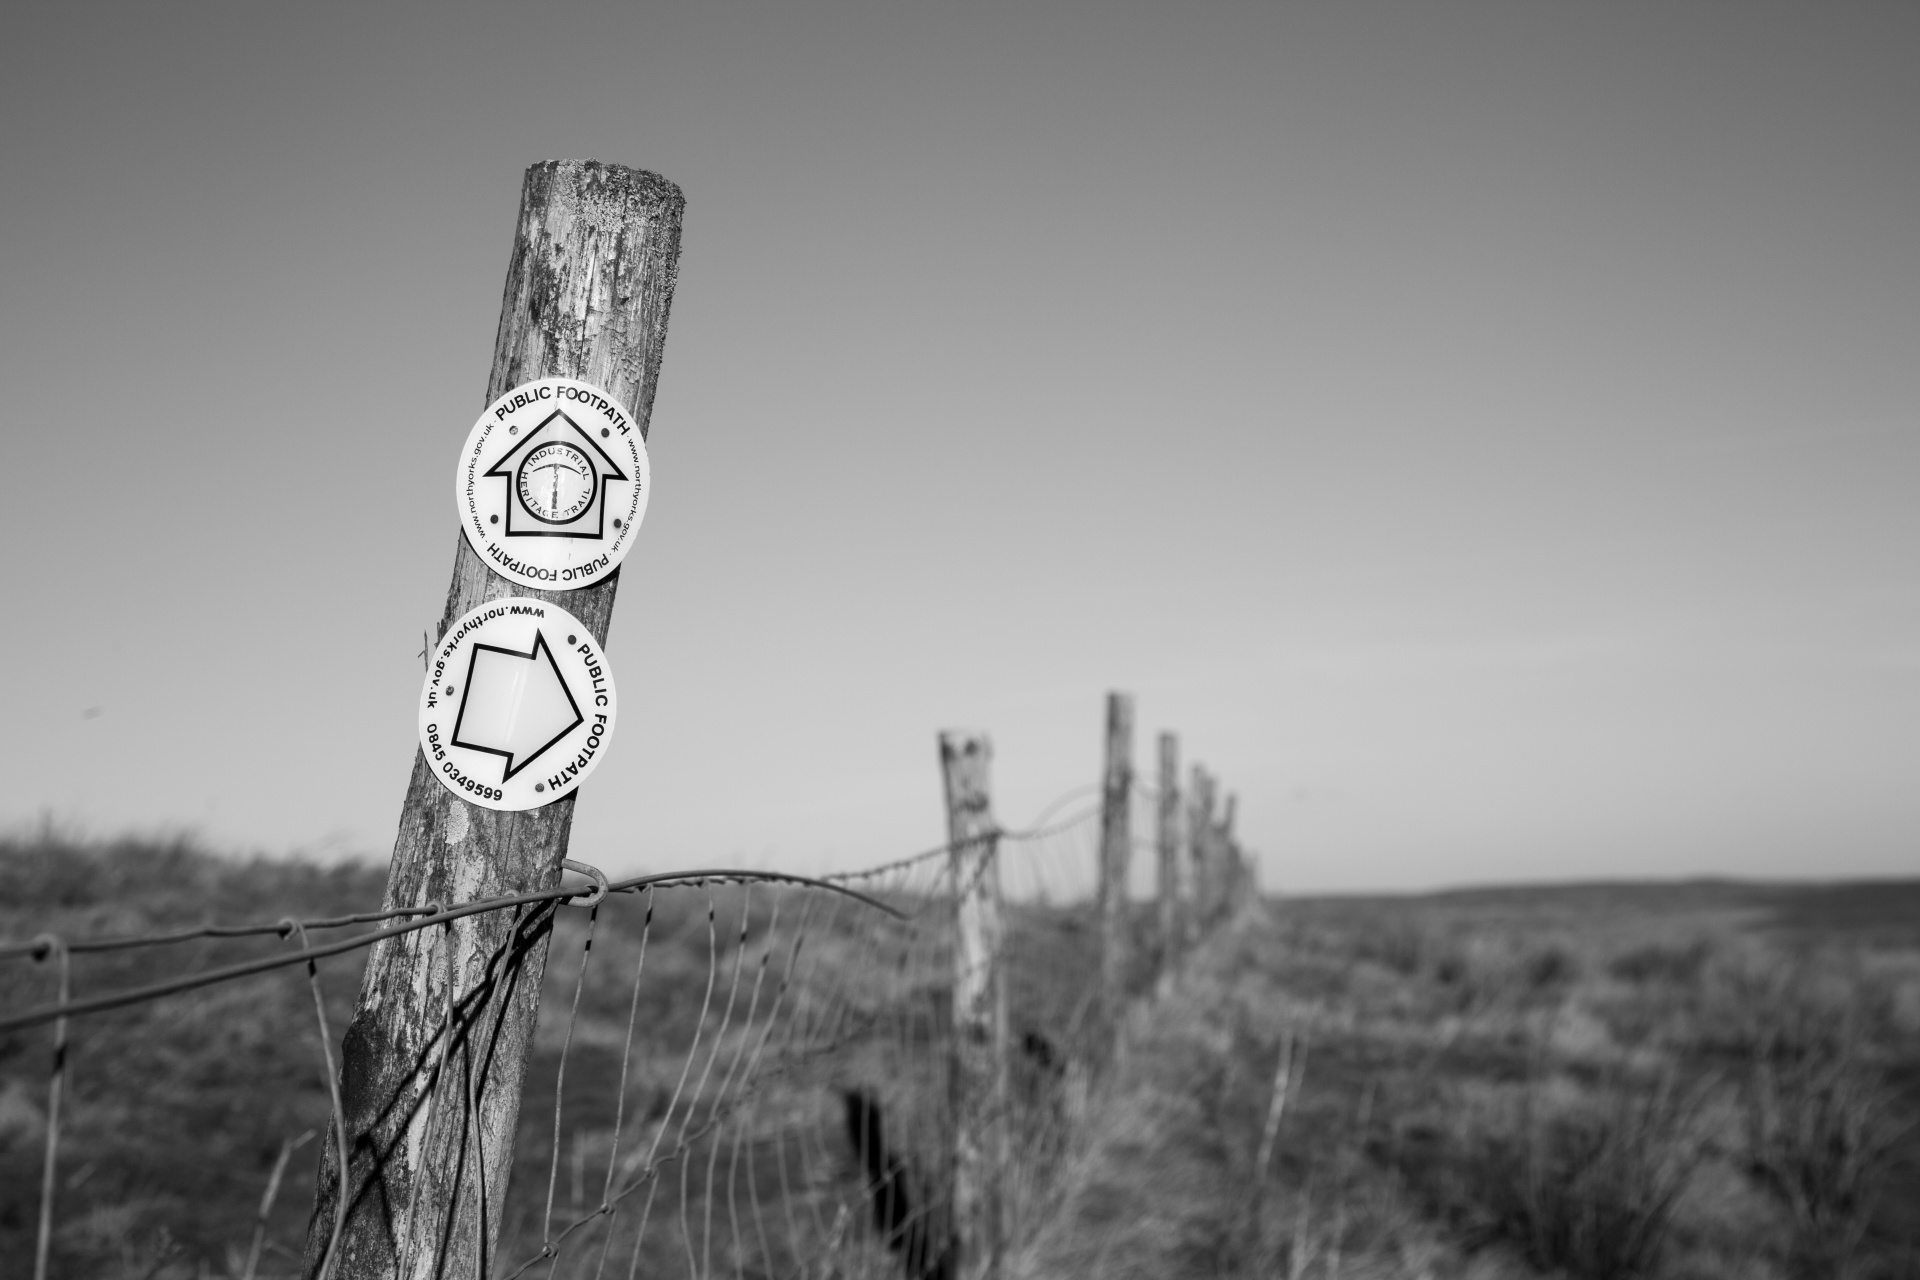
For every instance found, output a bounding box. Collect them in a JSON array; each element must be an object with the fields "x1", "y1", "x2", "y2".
[{"x1": 449, "y1": 630, "x2": 585, "y2": 781}]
